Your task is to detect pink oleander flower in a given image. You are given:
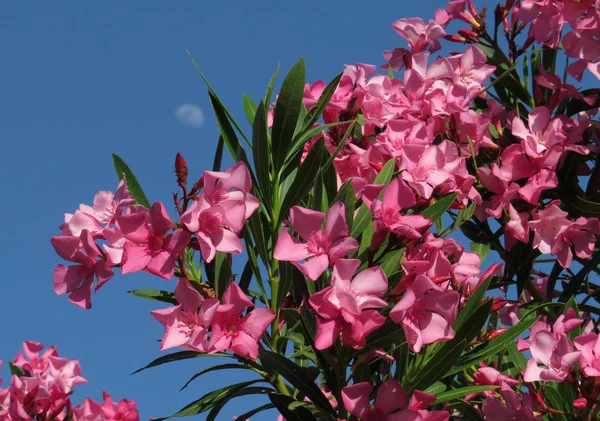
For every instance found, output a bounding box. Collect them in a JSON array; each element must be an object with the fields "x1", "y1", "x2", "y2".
[
  {"x1": 181, "y1": 196, "x2": 245, "y2": 263},
  {"x1": 151, "y1": 278, "x2": 220, "y2": 351},
  {"x1": 482, "y1": 382, "x2": 541, "y2": 421},
  {"x1": 529, "y1": 203, "x2": 600, "y2": 268},
  {"x1": 273, "y1": 202, "x2": 359, "y2": 281},
  {"x1": 342, "y1": 380, "x2": 450, "y2": 421},
  {"x1": 390, "y1": 274, "x2": 459, "y2": 352},
  {"x1": 574, "y1": 333, "x2": 600, "y2": 377},
  {"x1": 468, "y1": 363, "x2": 519, "y2": 401},
  {"x1": 392, "y1": 17, "x2": 446, "y2": 53},
  {"x1": 12, "y1": 341, "x2": 58, "y2": 375},
  {"x1": 208, "y1": 283, "x2": 275, "y2": 359},
  {"x1": 309, "y1": 259, "x2": 388, "y2": 350},
  {"x1": 447, "y1": 46, "x2": 496, "y2": 98},
  {"x1": 116, "y1": 201, "x2": 190, "y2": 279},
  {"x1": 51, "y1": 230, "x2": 113, "y2": 309},
  {"x1": 521, "y1": 311, "x2": 582, "y2": 382},
  {"x1": 363, "y1": 178, "x2": 431, "y2": 250},
  {"x1": 201, "y1": 162, "x2": 259, "y2": 232},
  {"x1": 303, "y1": 76, "x2": 354, "y2": 117},
  {"x1": 72, "y1": 391, "x2": 139, "y2": 421}
]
